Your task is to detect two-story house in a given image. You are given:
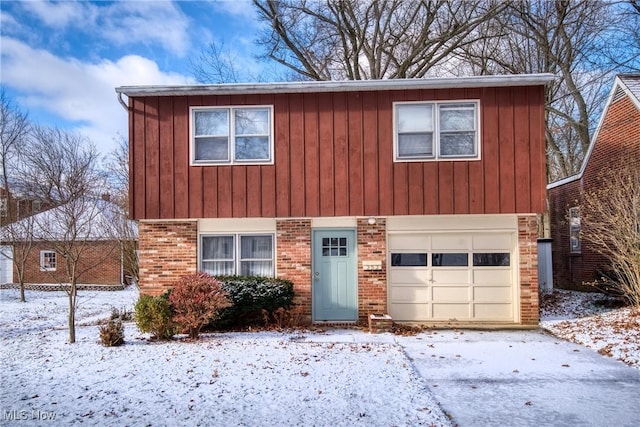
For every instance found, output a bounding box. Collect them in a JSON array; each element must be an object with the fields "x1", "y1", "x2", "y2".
[{"x1": 116, "y1": 74, "x2": 553, "y2": 327}]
